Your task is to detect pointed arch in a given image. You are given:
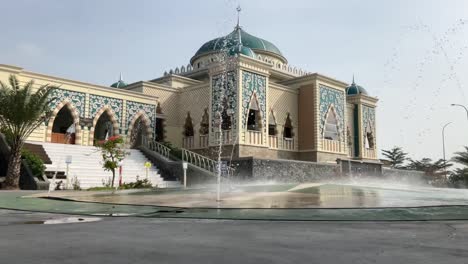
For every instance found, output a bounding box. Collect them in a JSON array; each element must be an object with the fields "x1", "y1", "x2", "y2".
[
  {"x1": 364, "y1": 123, "x2": 375, "y2": 149},
  {"x1": 199, "y1": 107, "x2": 209, "y2": 135},
  {"x1": 323, "y1": 105, "x2": 341, "y2": 141},
  {"x1": 89, "y1": 106, "x2": 120, "y2": 145},
  {"x1": 268, "y1": 109, "x2": 277, "y2": 136},
  {"x1": 127, "y1": 110, "x2": 152, "y2": 145},
  {"x1": 46, "y1": 100, "x2": 81, "y2": 145},
  {"x1": 246, "y1": 92, "x2": 262, "y2": 131},
  {"x1": 283, "y1": 113, "x2": 293, "y2": 139},
  {"x1": 184, "y1": 112, "x2": 195, "y2": 137}
]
